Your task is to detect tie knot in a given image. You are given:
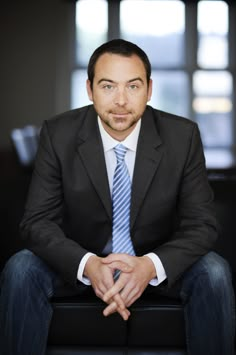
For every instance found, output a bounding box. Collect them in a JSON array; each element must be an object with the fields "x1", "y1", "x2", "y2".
[{"x1": 114, "y1": 144, "x2": 128, "y2": 163}]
